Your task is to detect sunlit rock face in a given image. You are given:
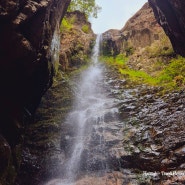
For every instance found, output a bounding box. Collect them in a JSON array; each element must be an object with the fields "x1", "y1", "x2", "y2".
[
  {"x1": 102, "y1": 3, "x2": 165, "y2": 56},
  {"x1": 60, "y1": 11, "x2": 95, "y2": 71},
  {"x1": 148, "y1": 0, "x2": 185, "y2": 56},
  {"x1": 0, "y1": 0, "x2": 70, "y2": 183}
]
